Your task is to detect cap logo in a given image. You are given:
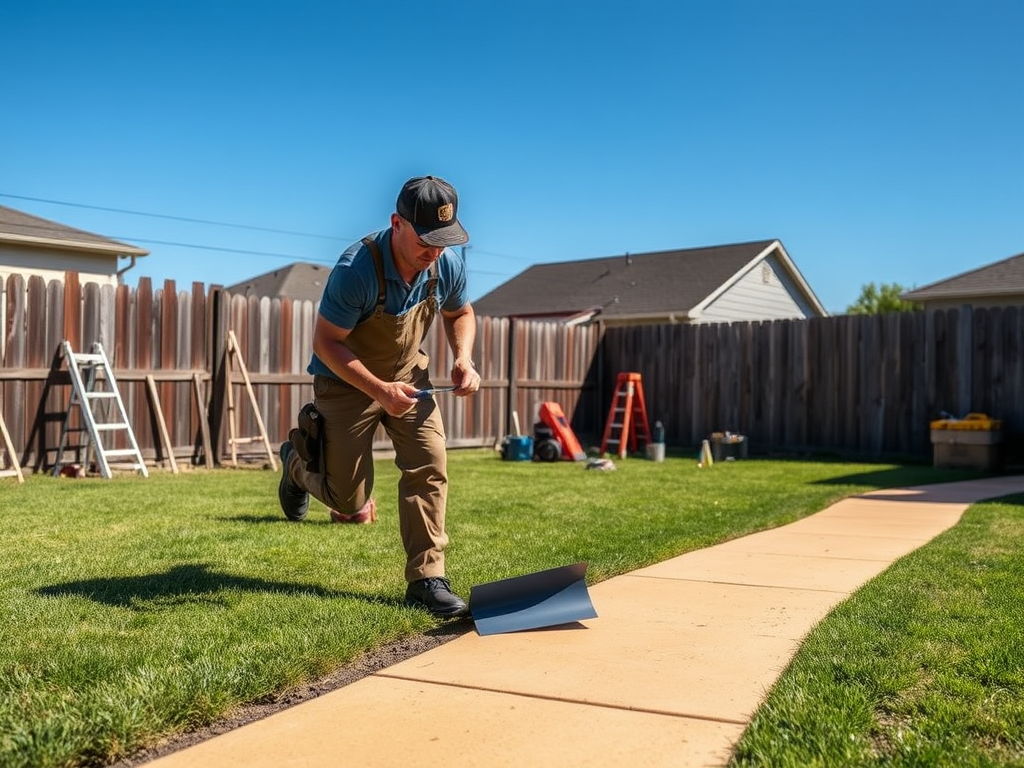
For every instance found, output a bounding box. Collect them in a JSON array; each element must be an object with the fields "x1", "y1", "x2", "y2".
[{"x1": 437, "y1": 203, "x2": 454, "y2": 222}]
